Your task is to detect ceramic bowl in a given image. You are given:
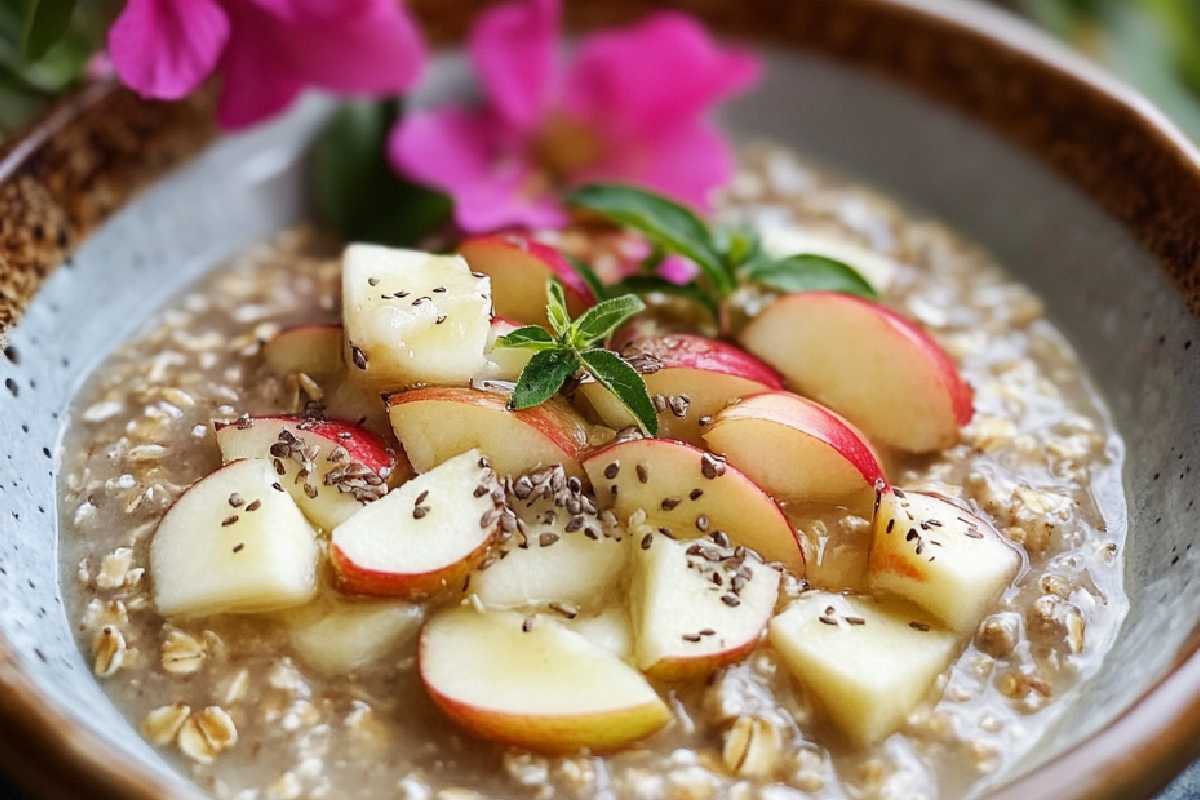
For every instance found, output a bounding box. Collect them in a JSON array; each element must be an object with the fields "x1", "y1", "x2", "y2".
[{"x1": 2, "y1": 1, "x2": 1200, "y2": 798}]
